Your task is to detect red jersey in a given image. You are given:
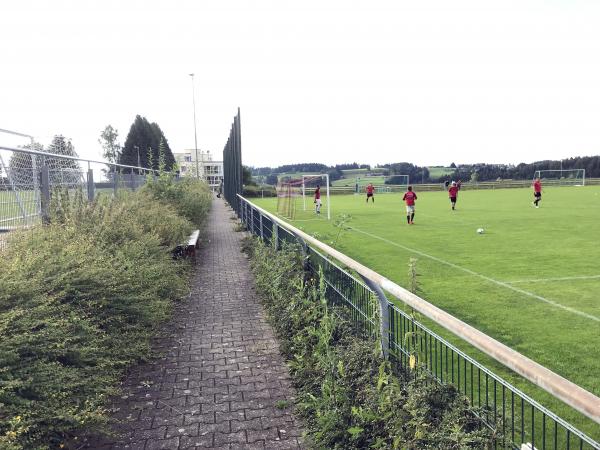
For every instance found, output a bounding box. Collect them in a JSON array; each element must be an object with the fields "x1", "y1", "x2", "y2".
[
  {"x1": 366, "y1": 185, "x2": 374, "y2": 194},
  {"x1": 533, "y1": 180, "x2": 542, "y2": 193},
  {"x1": 448, "y1": 186, "x2": 459, "y2": 197},
  {"x1": 314, "y1": 188, "x2": 321, "y2": 200},
  {"x1": 403, "y1": 191, "x2": 417, "y2": 206}
]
